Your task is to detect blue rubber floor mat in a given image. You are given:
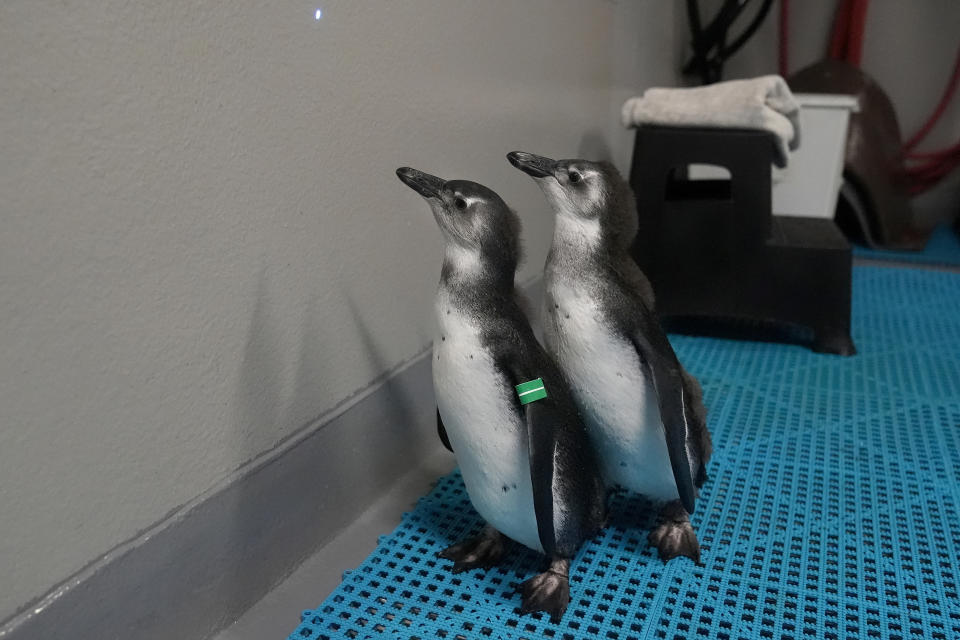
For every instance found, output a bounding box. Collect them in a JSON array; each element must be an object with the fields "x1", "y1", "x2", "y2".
[
  {"x1": 290, "y1": 266, "x2": 960, "y2": 640},
  {"x1": 854, "y1": 224, "x2": 960, "y2": 267}
]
